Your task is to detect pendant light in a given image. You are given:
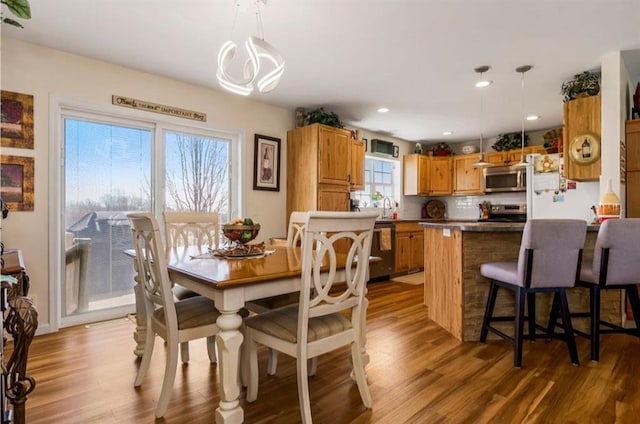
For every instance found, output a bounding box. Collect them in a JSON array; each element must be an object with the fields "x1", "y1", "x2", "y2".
[
  {"x1": 472, "y1": 66, "x2": 494, "y2": 169},
  {"x1": 216, "y1": 0, "x2": 285, "y2": 96},
  {"x1": 513, "y1": 65, "x2": 532, "y2": 169}
]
